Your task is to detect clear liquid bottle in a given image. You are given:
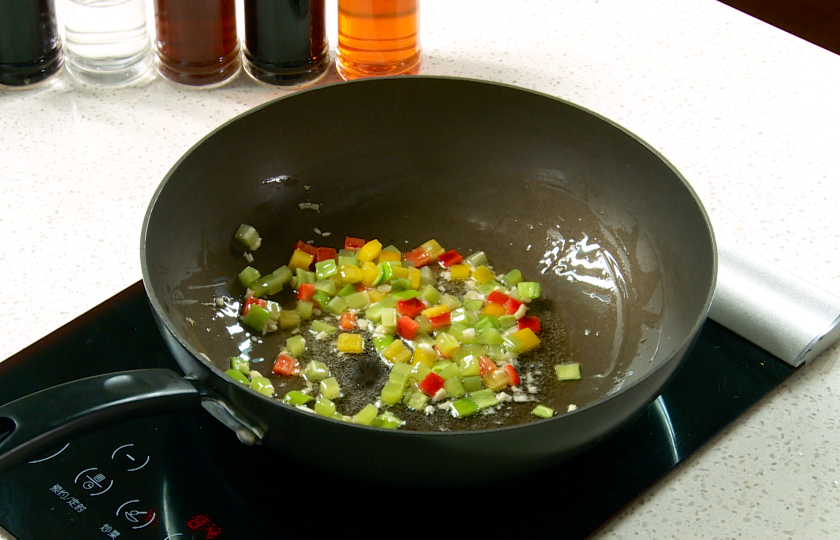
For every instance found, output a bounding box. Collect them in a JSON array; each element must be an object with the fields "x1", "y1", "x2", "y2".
[
  {"x1": 153, "y1": 0, "x2": 240, "y2": 87},
  {"x1": 62, "y1": 0, "x2": 152, "y2": 86},
  {"x1": 243, "y1": 0, "x2": 330, "y2": 86},
  {"x1": 336, "y1": 0, "x2": 421, "y2": 80},
  {"x1": 0, "y1": 0, "x2": 64, "y2": 87}
]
